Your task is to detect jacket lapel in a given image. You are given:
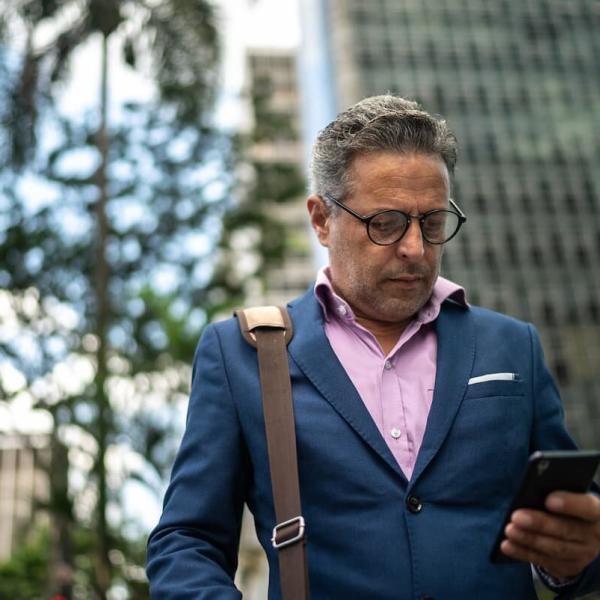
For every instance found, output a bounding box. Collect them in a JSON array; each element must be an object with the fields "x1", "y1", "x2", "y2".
[
  {"x1": 410, "y1": 301, "x2": 475, "y2": 484},
  {"x1": 287, "y1": 291, "x2": 405, "y2": 481}
]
